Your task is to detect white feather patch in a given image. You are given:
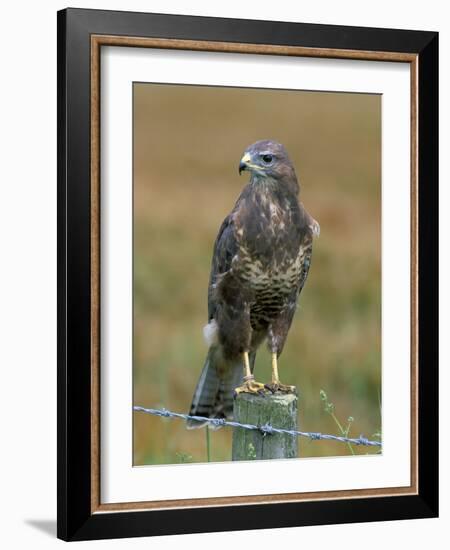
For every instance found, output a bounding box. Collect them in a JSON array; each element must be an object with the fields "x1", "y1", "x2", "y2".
[
  {"x1": 310, "y1": 219, "x2": 321, "y2": 237},
  {"x1": 203, "y1": 319, "x2": 219, "y2": 347}
]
